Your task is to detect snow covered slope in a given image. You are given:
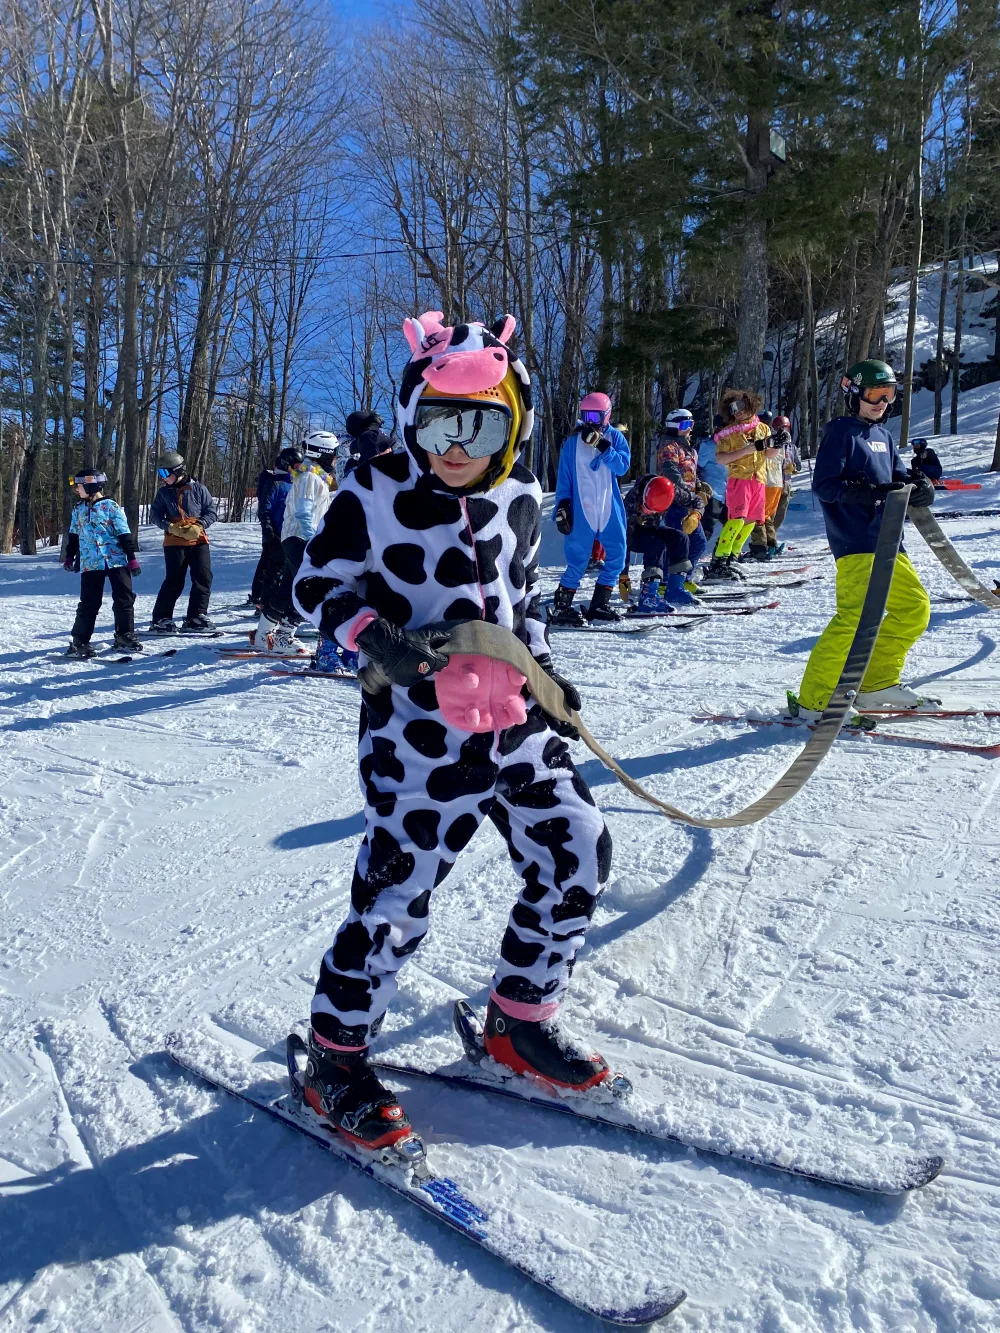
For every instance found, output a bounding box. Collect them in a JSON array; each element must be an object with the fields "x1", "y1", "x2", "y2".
[{"x1": 1, "y1": 435, "x2": 1000, "y2": 1331}]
